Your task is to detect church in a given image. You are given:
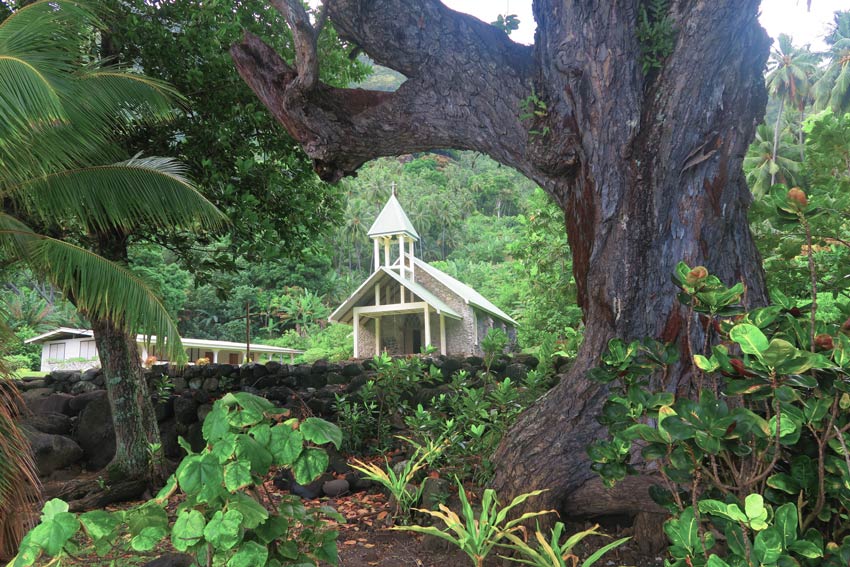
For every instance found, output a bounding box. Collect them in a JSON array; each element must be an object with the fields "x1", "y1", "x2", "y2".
[{"x1": 330, "y1": 190, "x2": 517, "y2": 358}]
